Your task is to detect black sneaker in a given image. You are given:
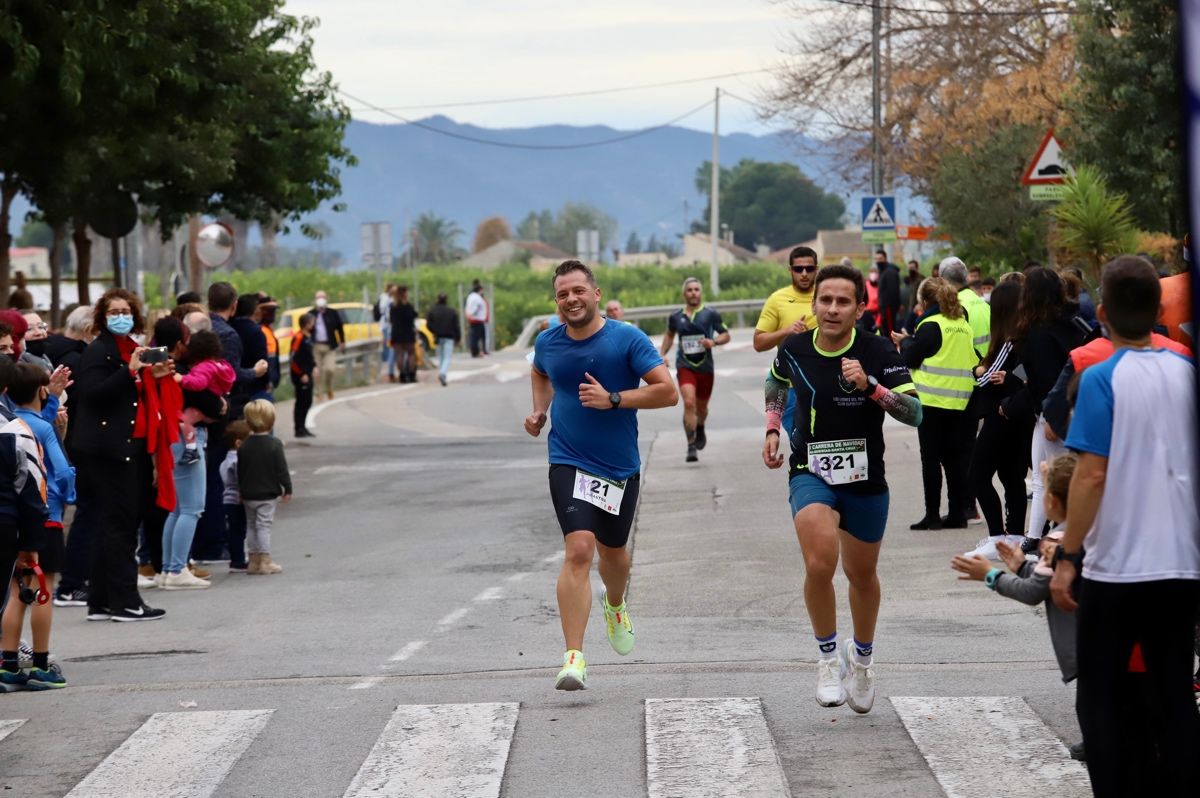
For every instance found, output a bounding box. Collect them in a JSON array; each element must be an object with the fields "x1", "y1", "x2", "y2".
[
  {"x1": 910, "y1": 517, "x2": 942, "y2": 530},
  {"x1": 54, "y1": 588, "x2": 88, "y2": 607},
  {"x1": 86, "y1": 607, "x2": 112, "y2": 621},
  {"x1": 940, "y1": 515, "x2": 969, "y2": 529},
  {"x1": 110, "y1": 604, "x2": 166, "y2": 622},
  {"x1": 1068, "y1": 741, "x2": 1085, "y2": 761},
  {"x1": 178, "y1": 447, "x2": 201, "y2": 465},
  {"x1": 695, "y1": 425, "x2": 707, "y2": 450},
  {"x1": 686, "y1": 445, "x2": 699, "y2": 463},
  {"x1": 1020, "y1": 536, "x2": 1042, "y2": 555}
]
